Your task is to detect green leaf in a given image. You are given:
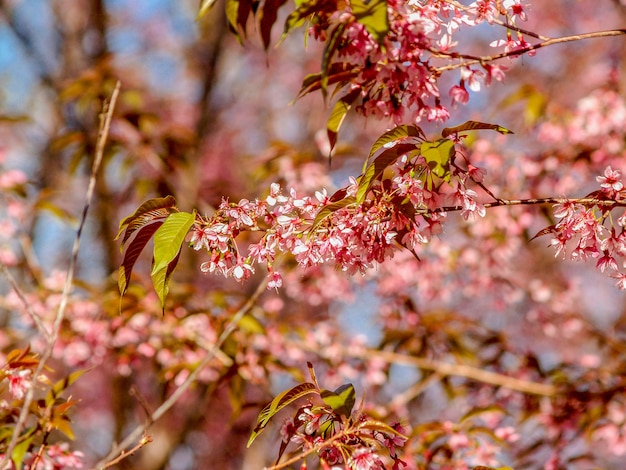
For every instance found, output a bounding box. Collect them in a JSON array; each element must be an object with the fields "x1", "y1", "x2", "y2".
[
  {"x1": 327, "y1": 88, "x2": 361, "y2": 156},
  {"x1": 365, "y1": 124, "x2": 425, "y2": 172},
  {"x1": 441, "y1": 120, "x2": 514, "y2": 138},
  {"x1": 282, "y1": 0, "x2": 319, "y2": 38},
  {"x1": 247, "y1": 382, "x2": 319, "y2": 447},
  {"x1": 420, "y1": 139, "x2": 455, "y2": 190},
  {"x1": 351, "y1": 0, "x2": 389, "y2": 45},
  {"x1": 151, "y1": 211, "x2": 196, "y2": 310},
  {"x1": 46, "y1": 369, "x2": 88, "y2": 407},
  {"x1": 11, "y1": 435, "x2": 34, "y2": 470},
  {"x1": 357, "y1": 142, "x2": 417, "y2": 204},
  {"x1": 358, "y1": 419, "x2": 409, "y2": 438},
  {"x1": 320, "y1": 383, "x2": 355, "y2": 417}
]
